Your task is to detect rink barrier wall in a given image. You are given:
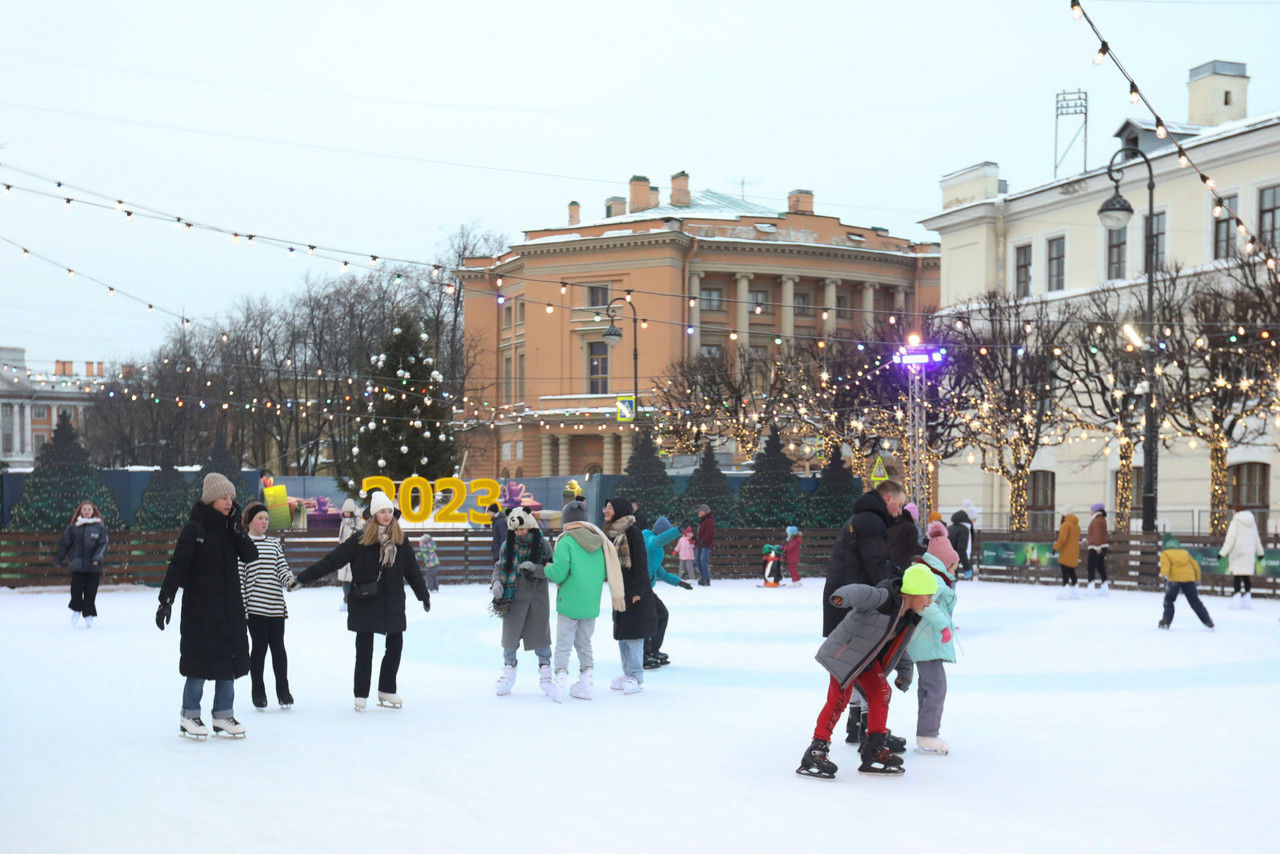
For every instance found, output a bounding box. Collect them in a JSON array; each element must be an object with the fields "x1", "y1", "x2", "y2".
[{"x1": 0, "y1": 528, "x2": 841, "y2": 588}]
